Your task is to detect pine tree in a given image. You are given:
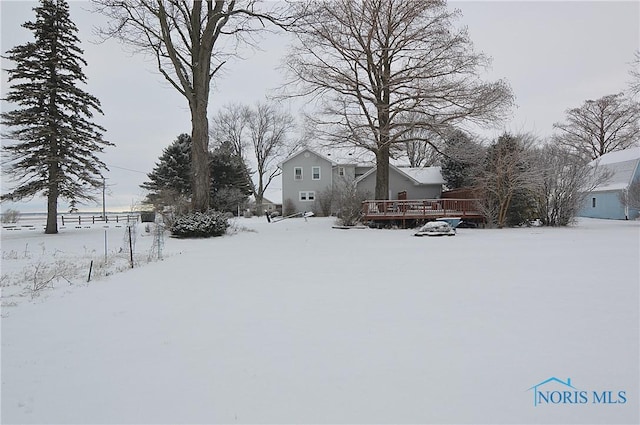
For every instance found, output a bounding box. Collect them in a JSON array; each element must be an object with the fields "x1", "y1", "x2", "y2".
[
  {"x1": 141, "y1": 136, "x2": 252, "y2": 214},
  {"x1": 209, "y1": 141, "x2": 252, "y2": 214},
  {"x1": 441, "y1": 130, "x2": 484, "y2": 190},
  {"x1": 1, "y1": 0, "x2": 112, "y2": 234},
  {"x1": 140, "y1": 133, "x2": 192, "y2": 208}
]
